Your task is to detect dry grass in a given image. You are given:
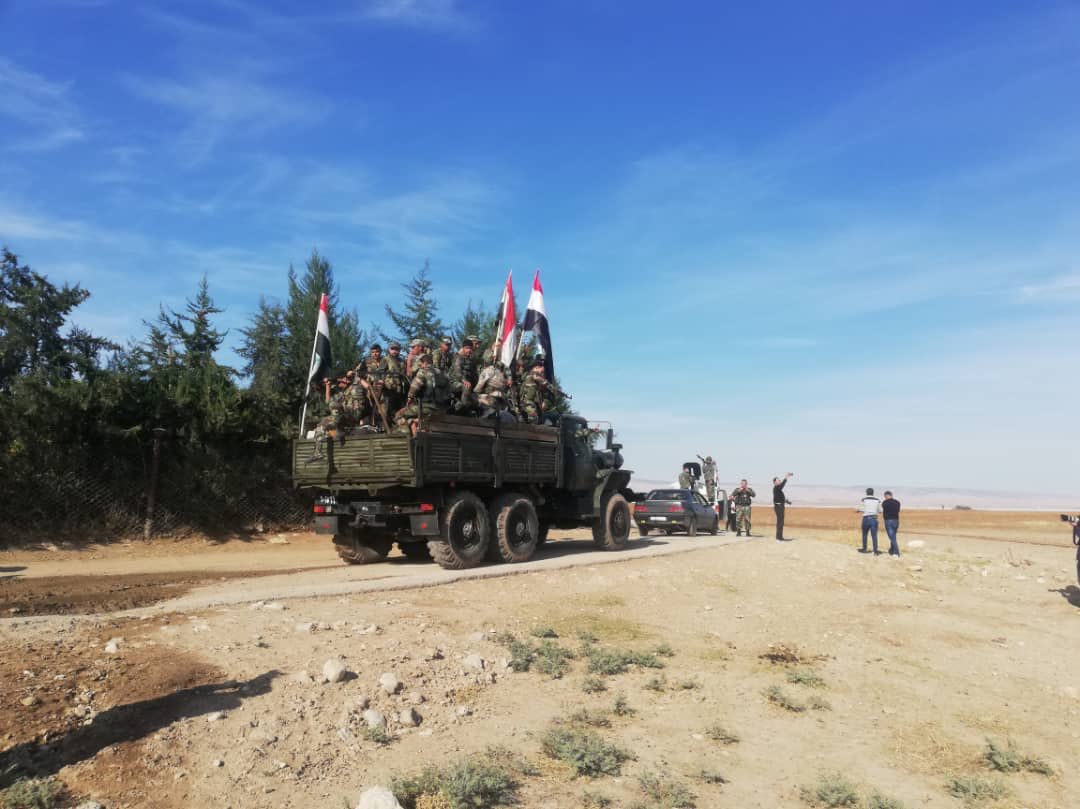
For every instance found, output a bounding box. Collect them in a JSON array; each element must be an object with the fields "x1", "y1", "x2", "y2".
[
  {"x1": 889, "y1": 722, "x2": 981, "y2": 776},
  {"x1": 553, "y1": 614, "x2": 652, "y2": 643}
]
